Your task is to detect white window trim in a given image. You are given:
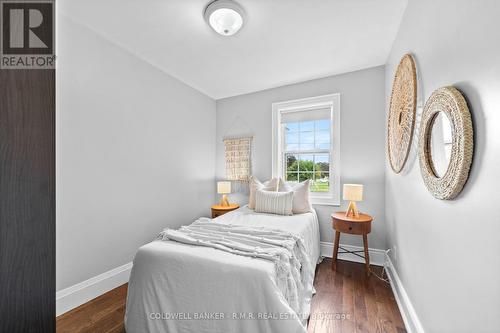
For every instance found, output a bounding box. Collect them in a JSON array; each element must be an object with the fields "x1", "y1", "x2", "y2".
[{"x1": 272, "y1": 93, "x2": 341, "y2": 206}]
